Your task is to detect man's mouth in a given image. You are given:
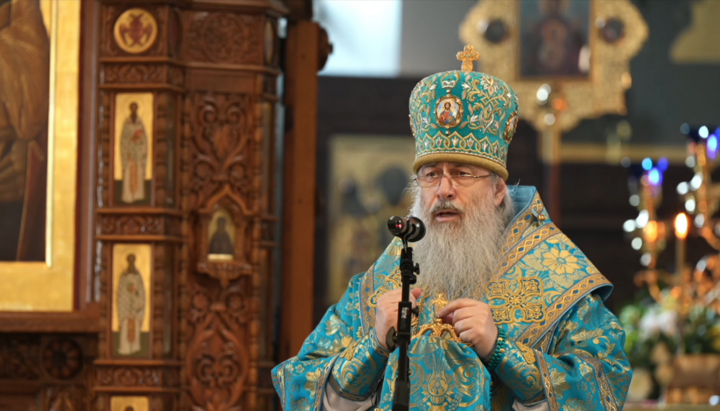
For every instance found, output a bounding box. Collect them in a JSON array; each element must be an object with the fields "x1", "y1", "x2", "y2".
[{"x1": 434, "y1": 209, "x2": 461, "y2": 221}]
